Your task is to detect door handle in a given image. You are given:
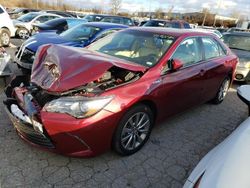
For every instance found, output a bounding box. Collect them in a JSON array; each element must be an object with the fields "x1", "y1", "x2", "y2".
[{"x1": 199, "y1": 69, "x2": 206, "y2": 76}]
